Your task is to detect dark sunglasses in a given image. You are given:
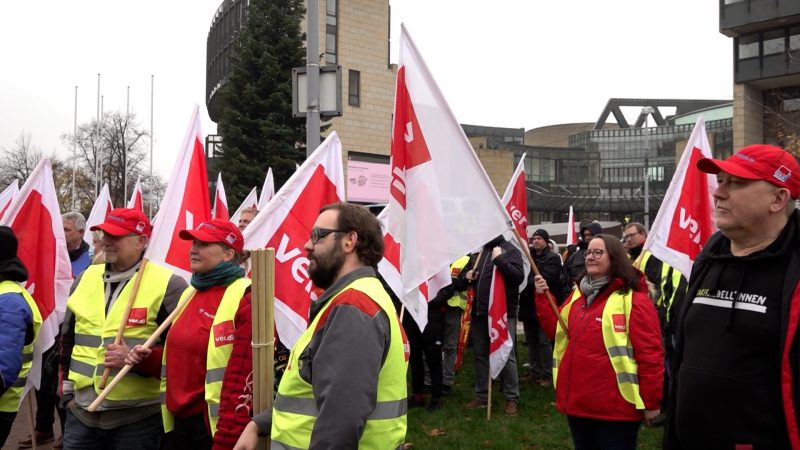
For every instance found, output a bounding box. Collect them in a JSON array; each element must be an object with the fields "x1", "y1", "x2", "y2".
[{"x1": 310, "y1": 227, "x2": 345, "y2": 244}]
